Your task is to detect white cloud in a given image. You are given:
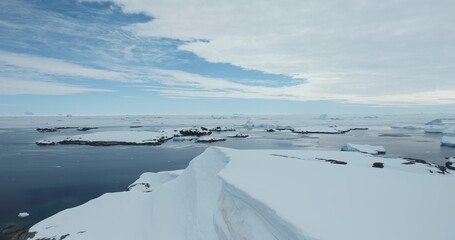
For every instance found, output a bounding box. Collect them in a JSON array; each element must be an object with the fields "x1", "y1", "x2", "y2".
[
  {"x1": 0, "y1": 51, "x2": 143, "y2": 83},
  {"x1": 0, "y1": 77, "x2": 113, "y2": 95},
  {"x1": 145, "y1": 69, "x2": 455, "y2": 106},
  {"x1": 89, "y1": 0, "x2": 455, "y2": 106}
]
